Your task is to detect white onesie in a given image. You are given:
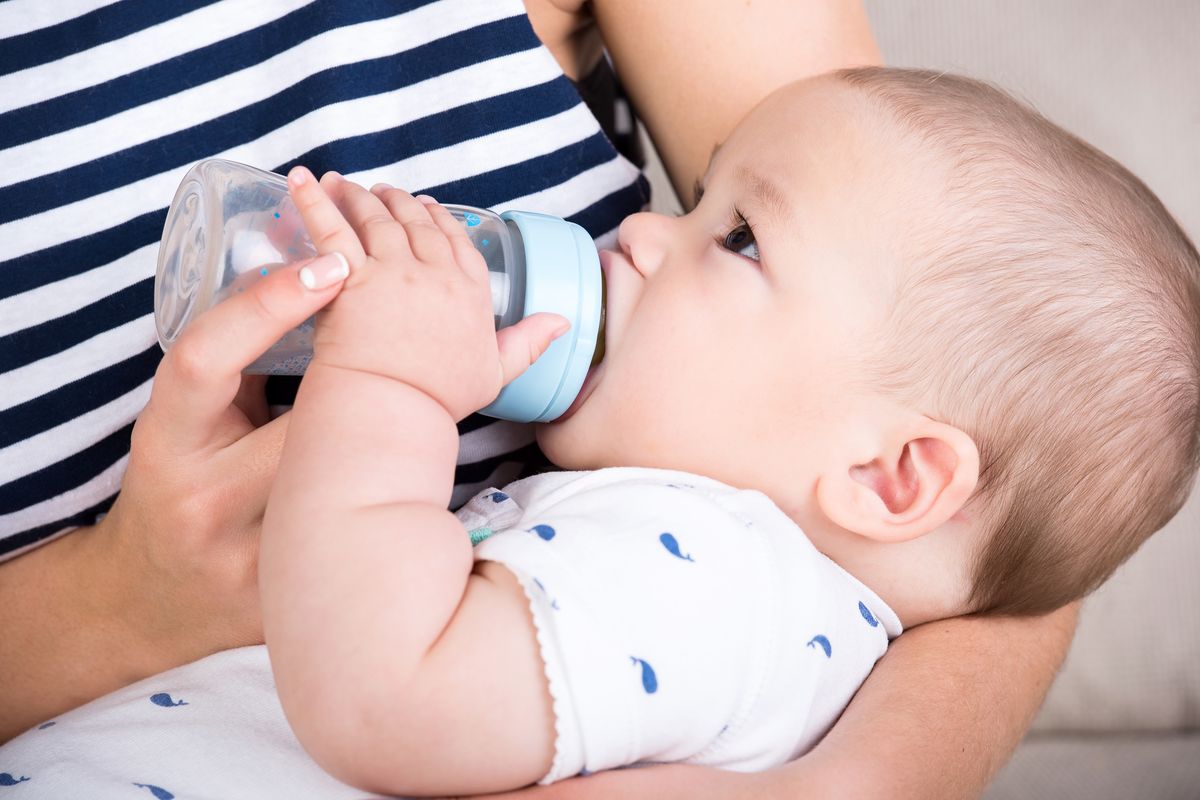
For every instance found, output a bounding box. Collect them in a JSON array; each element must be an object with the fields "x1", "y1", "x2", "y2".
[
  {"x1": 0, "y1": 467, "x2": 899, "y2": 799},
  {"x1": 458, "y1": 467, "x2": 902, "y2": 784}
]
